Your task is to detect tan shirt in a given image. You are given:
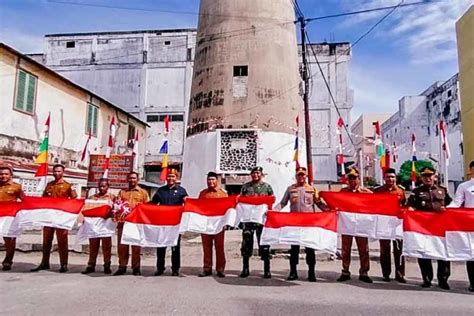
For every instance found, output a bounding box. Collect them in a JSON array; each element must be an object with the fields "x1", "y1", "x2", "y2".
[
  {"x1": 91, "y1": 192, "x2": 116, "y2": 202},
  {"x1": 198, "y1": 188, "x2": 228, "y2": 199},
  {"x1": 278, "y1": 183, "x2": 321, "y2": 212},
  {"x1": 374, "y1": 185, "x2": 406, "y2": 206},
  {"x1": 118, "y1": 186, "x2": 149, "y2": 208},
  {"x1": 340, "y1": 186, "x2": 373, "y2": 194},
  {"x1": 0, "y1": 181, "x2": 25, "y2": 202},
  {"x1": 43, "y1": 179, "x2": 78, "y2": 198}
]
